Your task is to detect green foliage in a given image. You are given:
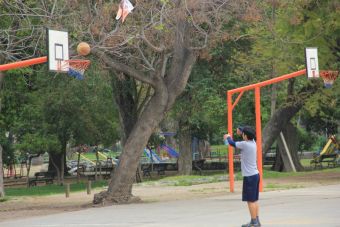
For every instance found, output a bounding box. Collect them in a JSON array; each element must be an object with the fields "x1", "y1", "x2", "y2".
[
  {"x1": 5, "y1": 180, "x2": 108, "y2": 197},
  {"x1": 1, "y1": 59, "x2": 120, "y2": 163},
  {"x1": 296, "y1": 126, "x2": 318, "y2": 151},
  {"x1": 148, "y1": 133, "x2": 165, "y2": 148}
]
